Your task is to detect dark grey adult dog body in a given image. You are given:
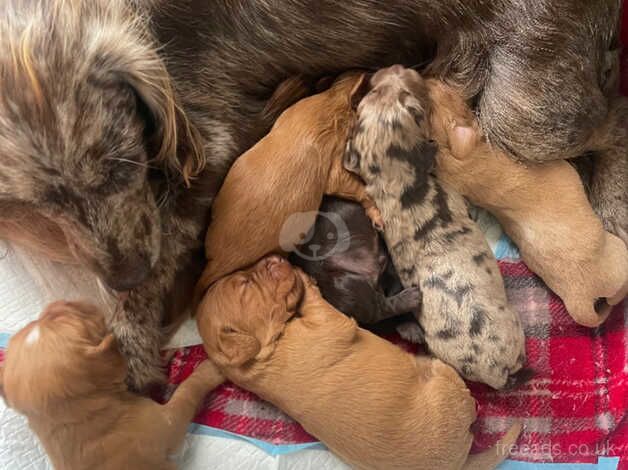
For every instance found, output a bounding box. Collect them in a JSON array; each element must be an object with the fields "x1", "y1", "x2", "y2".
[{"x1": 0, "y1": 0, "x2": 623, "y2": 389}]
